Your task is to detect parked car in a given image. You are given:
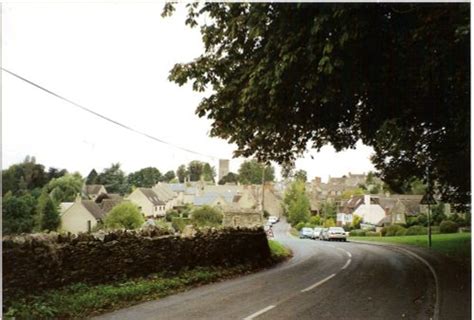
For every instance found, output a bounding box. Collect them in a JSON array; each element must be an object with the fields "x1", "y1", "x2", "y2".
[
  {"x1": 268, "y1": 216, "x2": 279, "y2": 224},
  {"x1": 320, "y1": 228, "x2": 329, "y2": 240},
  {"x1": 299, "y1": 227, "x2": 314, "y2": 239},
  {"x1": 313, "y1": 227, "x2": 323, "y2": 240},
  {"x1": 326, "y1": 227, "x2": 348, "y2": 241}
]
